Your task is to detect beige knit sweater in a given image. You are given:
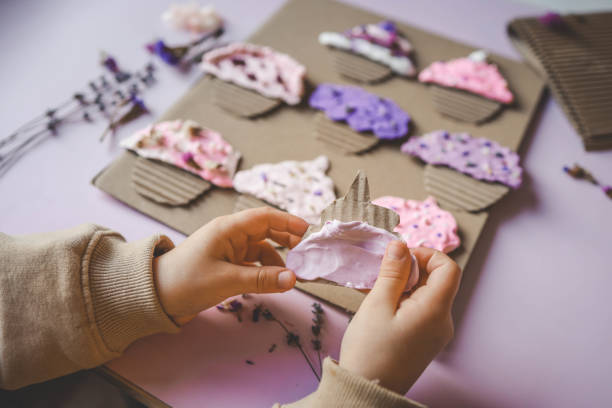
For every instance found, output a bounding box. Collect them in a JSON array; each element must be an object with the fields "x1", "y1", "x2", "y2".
[{"x1": 0, "y1": 224, "x2": 424, "y2": 407}]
